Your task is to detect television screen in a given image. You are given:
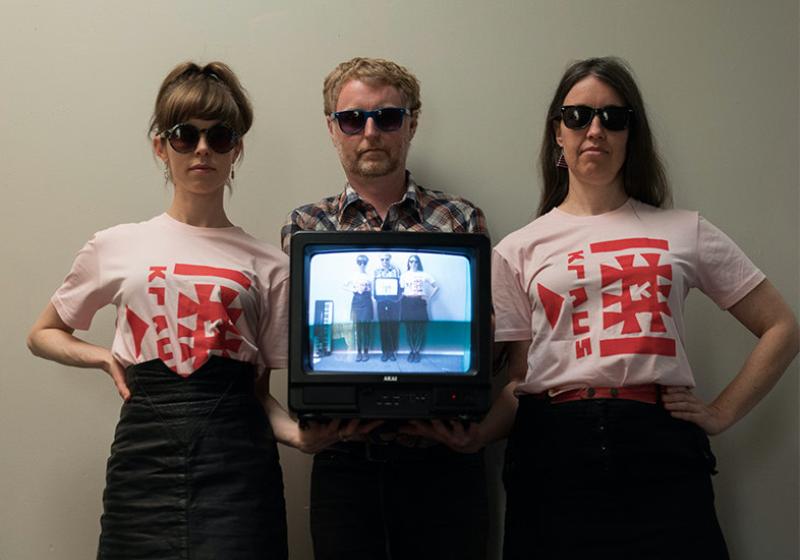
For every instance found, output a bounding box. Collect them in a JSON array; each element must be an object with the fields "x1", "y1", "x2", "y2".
[
  {"x1": 305, "y1": 249, "x2": 473, "y2": 374},
  {"x1": 289, "y1": 231, "x2": 491, "y2": 419}
]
